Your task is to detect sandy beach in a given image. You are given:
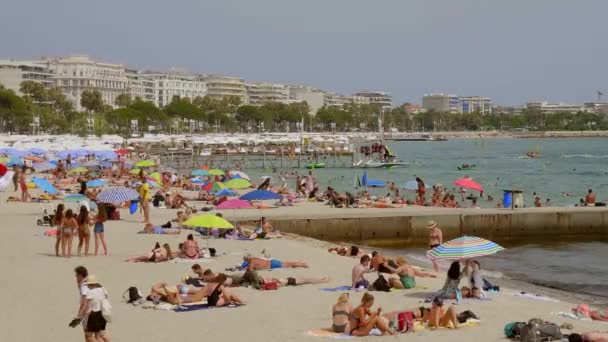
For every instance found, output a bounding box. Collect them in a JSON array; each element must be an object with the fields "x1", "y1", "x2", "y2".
[{"x1": 2, "y1": 187, "x2": 607, "y2": 342}]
